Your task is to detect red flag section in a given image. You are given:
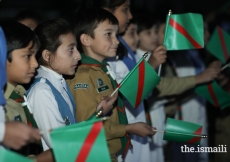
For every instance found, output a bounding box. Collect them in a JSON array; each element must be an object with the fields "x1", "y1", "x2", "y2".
[
  {"x1": 135, "y1": 61, "x2": 145, "y2": 108},
  {"x1": 187, "y1": 127, "x2": 202, "y2": 144},
  {"x1": 75, "y1": 122, "x2": 102, "y2": 162},
  {"x1": 217, "y1": 27, "x2": 229, "y2": 61},
  {"x1": 207, "y1": 83, "x2": 220, "y2": 107}
]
